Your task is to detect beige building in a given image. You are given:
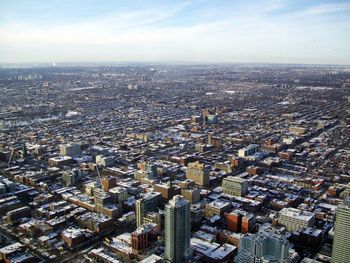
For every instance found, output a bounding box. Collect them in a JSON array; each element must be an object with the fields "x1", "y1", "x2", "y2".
[
  {"x1": 205, "y1": 200, "x2": 231, "y2": 218},
  {"x1": 186, "y1": 161, "x2": 209, "y2": 186},
  {"x1": 181, "y1": 188, "x2": 201, "y2": 204}
]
